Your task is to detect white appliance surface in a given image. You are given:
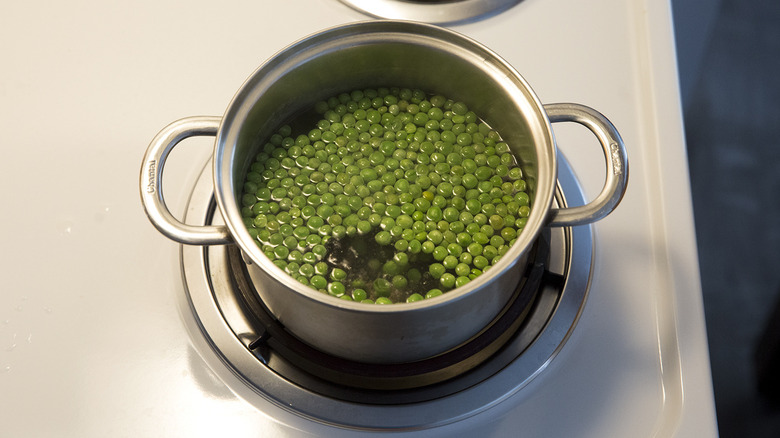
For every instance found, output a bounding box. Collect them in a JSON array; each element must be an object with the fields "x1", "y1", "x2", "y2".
[{"x1": 0, "y1": 0, "x2": 717, "y2": 436}]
